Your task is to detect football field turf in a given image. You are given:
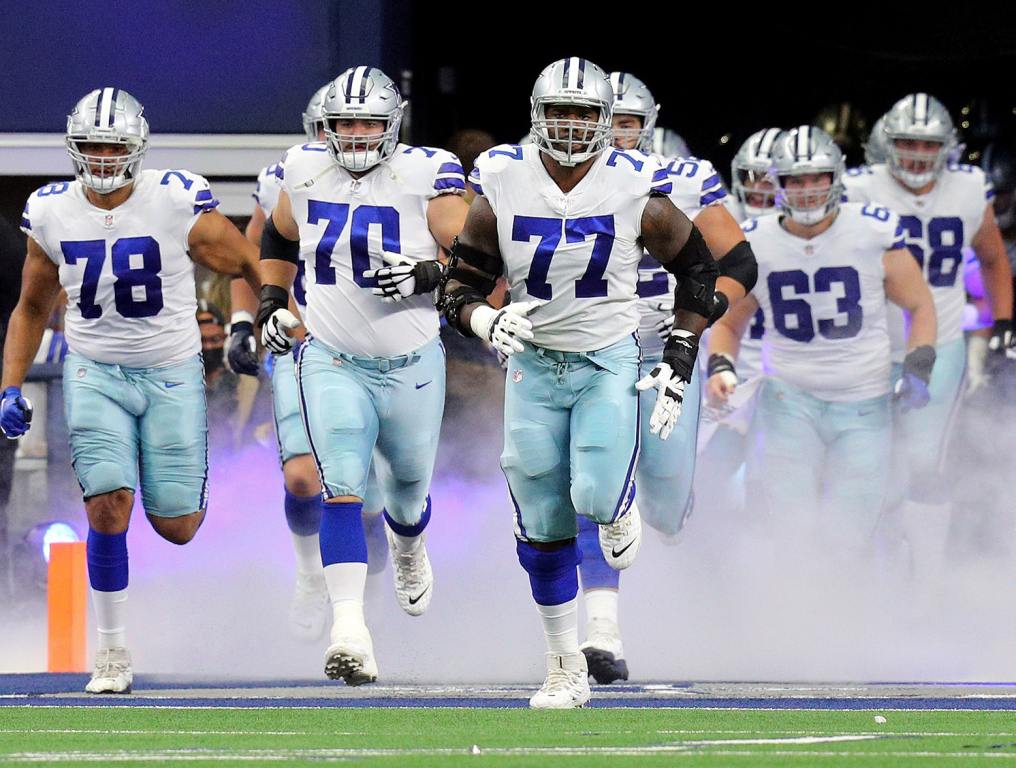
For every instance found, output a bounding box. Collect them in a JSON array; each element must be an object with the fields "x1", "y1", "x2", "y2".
[
  {"x1": 3, "y1": 706, "x2": 1016, "y2": 766},
  {"x1": 2, "y1": 677, "x2": 1016, "y2": 766}
]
